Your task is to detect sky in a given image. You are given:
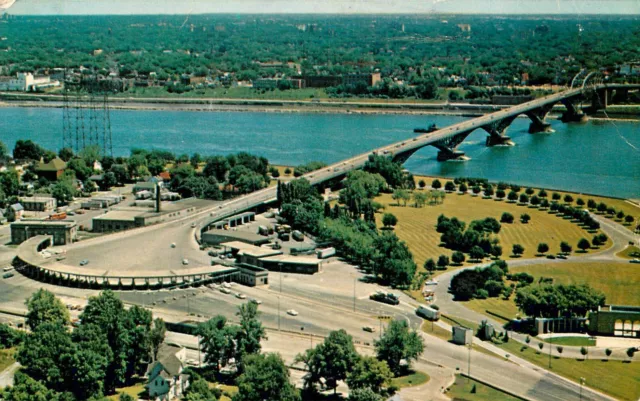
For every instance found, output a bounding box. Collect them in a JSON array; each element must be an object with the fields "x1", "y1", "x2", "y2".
[{"x1": 7, "y1": 0, "x2": 640, "y2": 15}]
